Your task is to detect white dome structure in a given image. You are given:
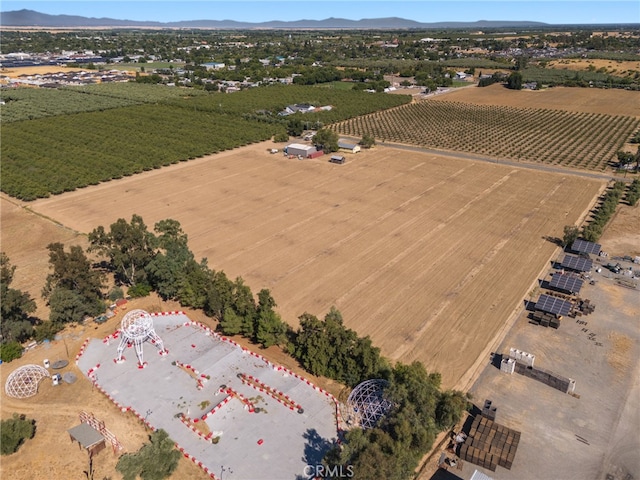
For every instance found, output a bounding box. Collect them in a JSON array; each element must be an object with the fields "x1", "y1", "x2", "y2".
[
  {"x1": 346, "y1": 379, "x2": 393, "y2": 430},
  {"x1": 5, "y1": 364, "x2": 51, "y2": 399},
  {"x1": 115, "y1": 309, "x2": 166, "y2": 367}
]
